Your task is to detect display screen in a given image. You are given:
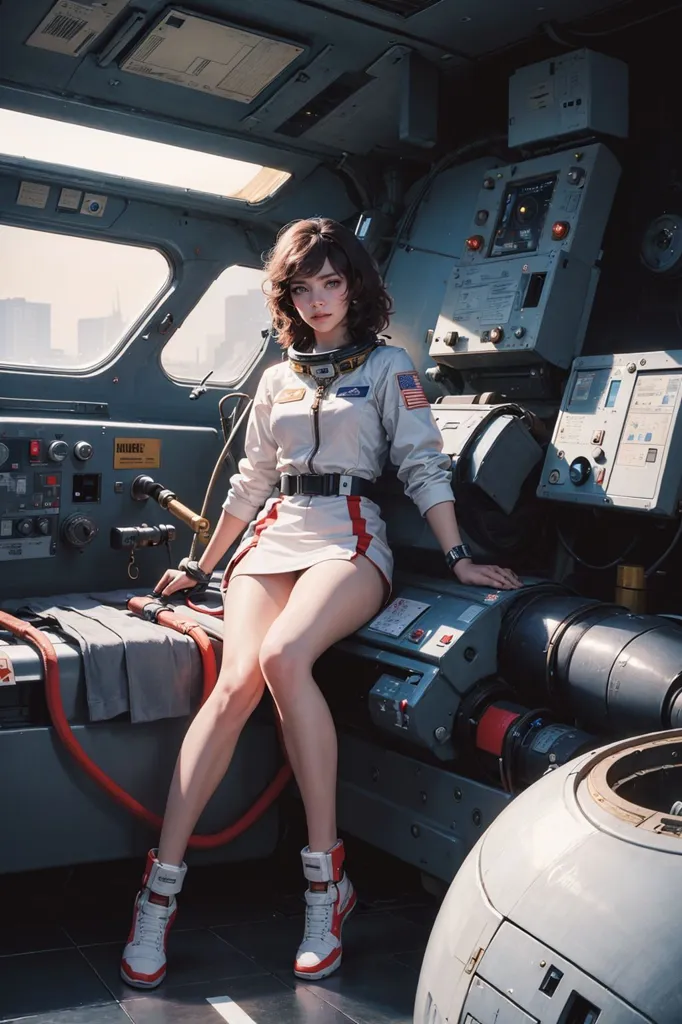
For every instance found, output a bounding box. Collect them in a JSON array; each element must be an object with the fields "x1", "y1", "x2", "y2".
[
  {"x1": 489, "y1": 175, "x2": 558, "y2": 258},
  {"x1": 605, "y1": 379, "x2": 621, "y2": 408}
]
